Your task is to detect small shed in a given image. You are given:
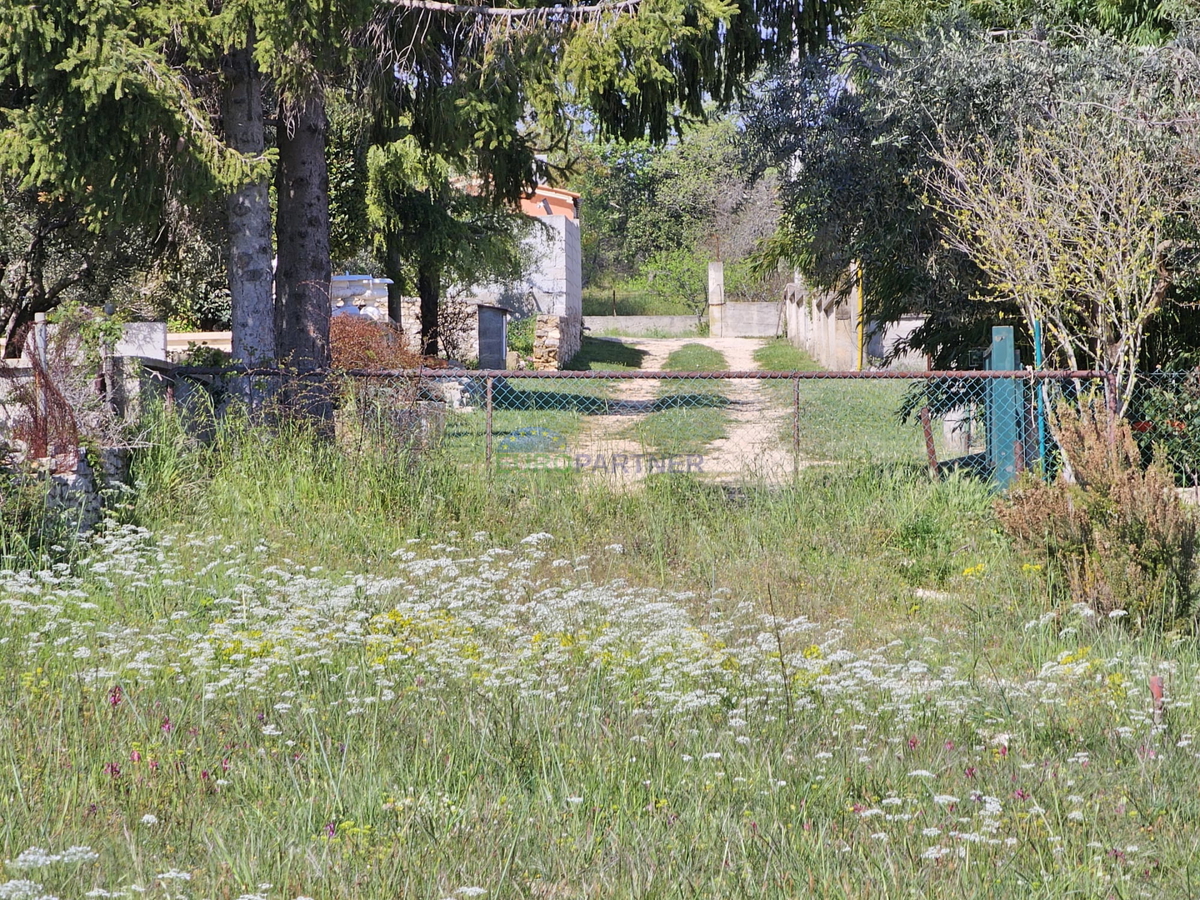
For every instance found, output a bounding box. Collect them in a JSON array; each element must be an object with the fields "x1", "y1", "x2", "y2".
[{"x1": 476, "y1": 304, "x2": 509, "y2": 369}]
